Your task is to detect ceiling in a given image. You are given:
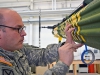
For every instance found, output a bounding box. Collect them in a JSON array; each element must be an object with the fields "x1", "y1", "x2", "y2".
[{"x1": 0, "y1": 0, "x2": 84, "y2": 23}]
